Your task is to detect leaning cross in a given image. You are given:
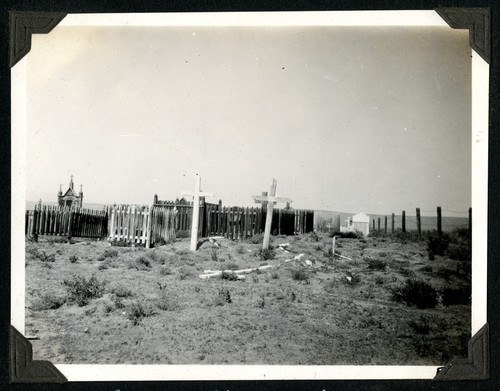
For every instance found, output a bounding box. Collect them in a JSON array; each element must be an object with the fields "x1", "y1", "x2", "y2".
[
  {"x1": 181, "y1": 175, "x2": 213, "y2": 251},
  {"x1": 252, "y1": 178, "x2": 292, "y2": 250}
]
